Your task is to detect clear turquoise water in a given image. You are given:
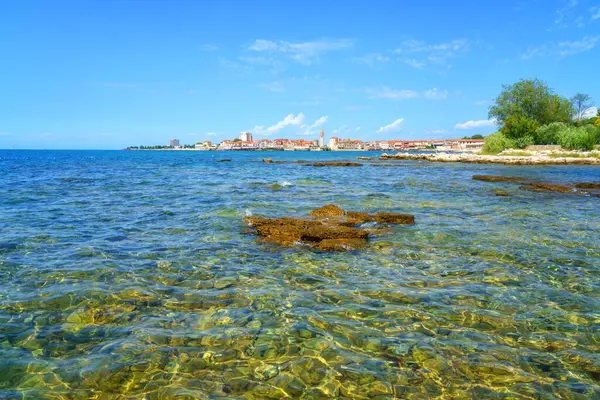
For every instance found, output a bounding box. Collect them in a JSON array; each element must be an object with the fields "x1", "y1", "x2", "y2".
[{"x1": 0, "y1": 150, "x2": 599, "y2": 399}]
